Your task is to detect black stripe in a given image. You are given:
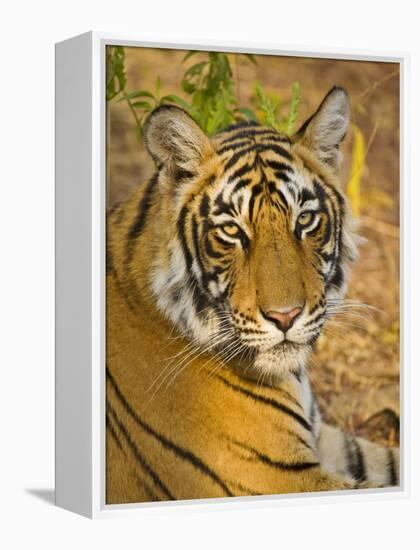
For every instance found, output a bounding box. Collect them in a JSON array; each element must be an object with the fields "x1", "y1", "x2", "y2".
[
  {"x1": 108, "y1": 201, "x2": 120, "y2": 215},
  {"x1": 308, "y1": 300, "x2": 323, "y2": 316},
  {"x1": 107, "y1": 369, "x2": 233, "y2": 497},
  {"x1": 215, "y1": 374, "x2": 312, "y2": 432},
  {"x1": 313, "y1": 178, "x2": 343, "y2": 263},
  {"x1": 293, "y1": 432, "x2": 315, "y2": 451},
  {"x1": 213, "y1": 191, "x2": 237, "y2": 217},
  {"x1": 259, "y1": 135, "x2": 292, "y2": 145},
  {"x1": 387, "y1": 448, "x2": 398, "y2": 486},
  {"x1": 282, "y1": 429, "x2": 315, "y2": 451},
  {"x1": 269, "y1": 186, "x2": 289, "y2": 215},
  {"x1": 240, "y1": 327, "x2": 267, "y2": 335},
  {"x1": 275, "y1": 171, "x2": 292, "y2": 183},
  {"x1": 220, "y1": 128, "x2": 283, "y2": 146},
  {"x1": 224, "y1": 148, "x2": 255, "y2": 171},
  {"x1": 248, "y1": 183, "x2": 263, "y2": 223},
  {"x1": 199, "y1": 193, "x2": 210, "y2": 218},
  {"x1": 108, "y1": 201, "x2": 124, "y2": 226},
  {"x1": 223, "y1": 143, "x2": 292, "y2": 173},
  {"x1": 125, "y1": 173, "x2": 158, "y2": 265},
  {"x1": 177, "y1": 206, "x2": 193, "y2": 269},
  {"x1": 352, "y1": 439, "x2": 366, "y2": 482},
  {"x1": 203, "y1": 234, "x2": 223, "y2": 259},
  {"x1": 329, "y1": 265, "x2": 344, "y2": 290},
  {"x1": 173, "y1": 168, "x2": 194, "y2": 183},
  {"x1": 248, "y1": 379, "x2": 303, "y2": 410},
  {"x1": 285, "y1": 183, "x2": 297, "y2": 201},
  {"x1": 177, "y1": 204, "x2": 210, "y2": 317},
  {"x1": 344, "y1": 434, "x2": 366, "y2": 482},
  {"x1": 217, "y1": 140, "x2": 253, "y2": 155},
  {"x1": 309, "y1": 394, "x2": 318, "y2": 430},
  {"x1": 258, "y1": 143, "x2": 293, "y2": 161},
  {"x1": 221, "y1": 120, "x2": 260, "y2": 133},
  {"x1": 303, "y1": 311, "x2": 325, "y2": 328},
  {"x1": 228, "y1": 162, "x2": 253, "y2": 183},
  {"x1": 316, "y1": 249, "x2": 332, "y2": 264},
  {"x1": 264, "y1": 382, "x2": 303, "y2": 411},
  {"x1": 293, "y1": 369, "x2": 303, "y2": 383},
  {"x1": 136, "y1": 475, "x2": 161, "y2": 501},
  {"x1": 191, "y1": 215, "x2": 206, "y2": 279},
  {"x1": 231, "y1": 439, "x2": 318, "y2": 471},
  {"x1": 107, "y1": 268, "x2": 139, "y2": 314},
  {"x1": 107, "y1": 404, "x2": 175, "y2": 500},
  {"x1": 300, "y1": 188, "x2": 316, "y2": 205},
  {"x1": 229, "y1": 481, "x2": 260, "y2": 496},
  {"x1": 320, "y1": 217, "x2": 332, "y2": 247},
  {"x1": 231, "y1": 178, "x2": 252, "y2": 195},
  {"x1": 190, "y1": 278, "x2": 209, "y2": 317},
  {"x1": 191, "y1": 215, "x2": 219, "y2": 296},
  {"x1": 213, "y1": 234, "x2": 235, "y2": 248},
  {"x1": 106, "y1": 241, "x2": 114, "y2": 275},
  {"x1": 265, "y1": 159, "x2": 293, "y2": 173},
  {"x1": 106, "y1": 412, "x2": 124, "y2": 452}
]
